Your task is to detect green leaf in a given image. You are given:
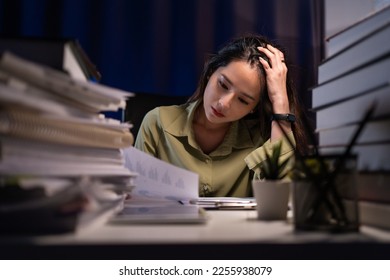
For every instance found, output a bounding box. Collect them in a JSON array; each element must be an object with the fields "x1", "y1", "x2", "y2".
[{"x1": 259, "y1": 142, "x2": 291, "y2": 180}]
